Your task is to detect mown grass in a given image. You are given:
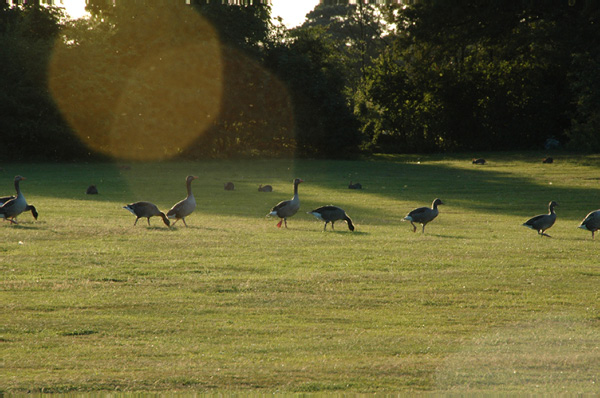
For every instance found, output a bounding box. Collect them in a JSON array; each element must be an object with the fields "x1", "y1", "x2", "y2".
[{"x1": 1, "y1": 153, "x2": 599, "y2": 394}]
